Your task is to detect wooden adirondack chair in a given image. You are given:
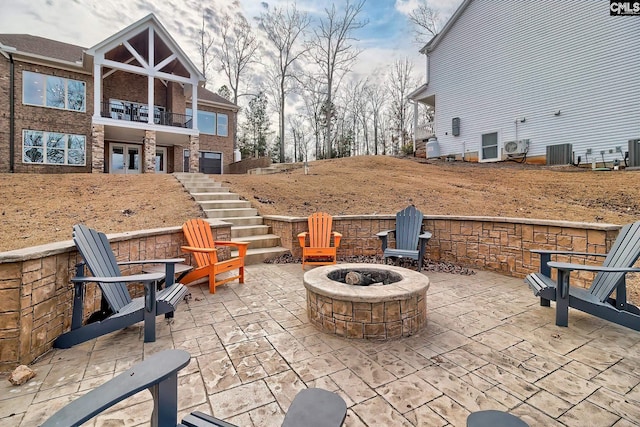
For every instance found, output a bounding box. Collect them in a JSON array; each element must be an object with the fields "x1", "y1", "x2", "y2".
[
  {"x1": 298, "y1": 212, "x2": 342, "y2": 269},
  {"x1": 376, "y1": 205, "x2": 432, "y2": 271},
  {"x1": 43, "y1": 349, "x2": 348, "y2": 427},
  {"x1": 181, "y1": 218, "x2": 249, "y2": 294},
  {"x1": 53, "y1": 224, "x2": 189, "y2": 349},
  {"x1": 525, "y1": 221, "x2": 640, "y2": 330}
]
